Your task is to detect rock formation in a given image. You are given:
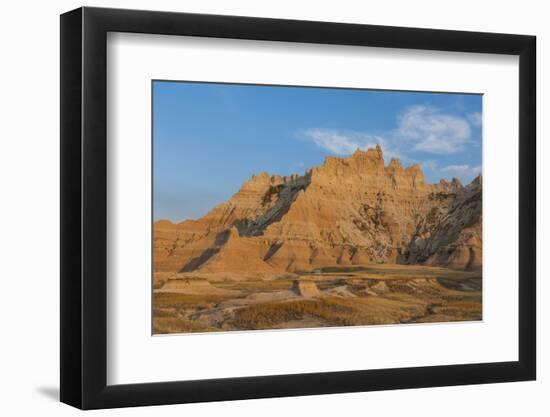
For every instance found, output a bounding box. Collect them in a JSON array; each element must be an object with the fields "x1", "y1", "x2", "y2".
[
  {"x1": 154, "y1": 146, "x2": 482, "y2": 280},
  {"x1": 292, "y1": 280, "x2": 321, "y2": 297}
]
